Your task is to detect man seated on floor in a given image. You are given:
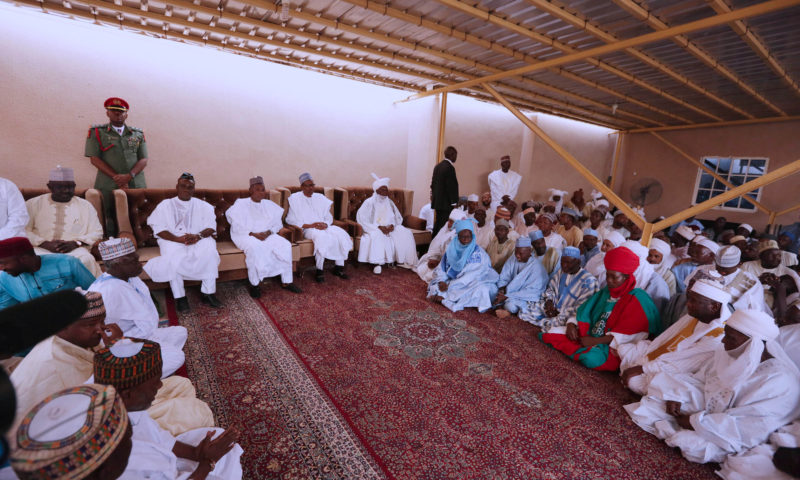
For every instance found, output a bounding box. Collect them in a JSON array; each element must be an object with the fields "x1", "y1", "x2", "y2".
[
  {"x1": 742, "y1": 239, "x2": 800, "y2": 311},
  {"x1": 89, "y1": 237, "x2": 187, "y2": 375},
  {"x1": 647, "y1": 237, "x2": 677, "y2": 296},
  {"x1": 95, "y1": 338, "x2": 243, "y2": 479},
  {"x1": 599, "y1": 210, "x2": 631, "y2": 241},
  {"x1": 225, "y1": 176, "x2": 300, "y2": 298},
  {"x1": 494, "y1": 236, "x2": 548, "y2": 319},
  {"x1": 673, "y1": 236, "x2": 719, "y2": 293},
  {"x1": 671, "y1": 225, "x2": 696, "y2": 261},
  {"x1": 579, "y1": 228, "x2": 601, "y2": 266},
  {"x1": 10, "y1": 291, "x2": 215, "y2": 436},
  {"x1": 625, "y1": 309, "x2": 800, "y2": 464},
  {"x1": 486, "y1": 219, "x2": 518, "y2": 273},
  {"x1": 618, "y1": 277, "x2": 730, "y2": 395},
  {"x1": 428, "y1": 219, "x2": 498, "y2": 313},
  {"x1": 540, "y1": 246, "x2": 660, "y2": 371},
  {"x1": 536, "y1": 212, "x2": 566, "y2": 252},
  {"x1": 555, "y1": 208, "x2": 583, "y2": 248},
  {"x1": 24, "y1": 166, "x2": 104, "y2": 277},
  {"x1": 514, "y1": 203, "x2": 539, "y2": 238},
  {"x1": 473, "y1": 208, "x2": 494, "y2": 250},
  {"x1": 520, "y1": 246, "x2": 598, "y2": 332},
  {"x1": 356, "y1": 174, "x2": 418, "y2": 275},
  {"x1": 529, "y1": 230, "x2": 561, "y2": 279},
  {"x1": 584, "y1": 231, "x2": 625, "y2": 281},
  {"x1": 286, "y1": 172, "x2": 352, "y2": 283},
  {"x1": 623, "y1": 240, "x2": 671, "y2": 313},
  {"x1": 144, "y1": 173, "x2": 221, "y2": 312},
  {"x1": 6, "y1": 383, "x2": 133, "y2": 480},
  {"x1": 416, "y1": 208, "x2": 466, "y2": 283},
  {"x1": 685, "y1": 245, "x2": 766, "y2": 313},
  {"x1": 0, "y1": 236, "x2": 94, "y2": 310}
]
